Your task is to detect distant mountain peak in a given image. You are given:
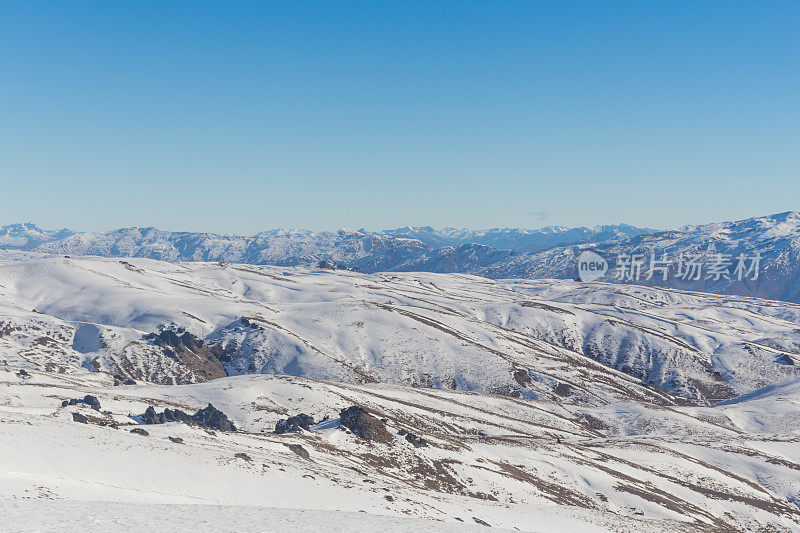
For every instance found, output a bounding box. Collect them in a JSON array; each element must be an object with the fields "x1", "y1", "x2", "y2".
[{"x1": 0, "y1": 223, "x2": 74, "y2": 249}]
